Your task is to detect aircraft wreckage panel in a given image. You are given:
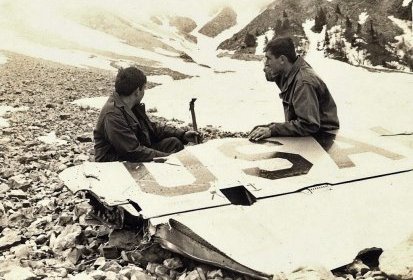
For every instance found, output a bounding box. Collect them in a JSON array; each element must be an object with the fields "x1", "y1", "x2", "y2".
[
  {"x1": 59, "y1": 131, "x2": 413, "y2": 218},
  {"x1": 151, "y1": 171, "x2": 413, "y2": 274}
]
